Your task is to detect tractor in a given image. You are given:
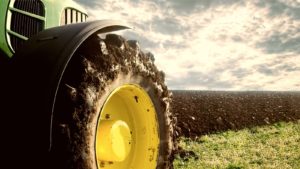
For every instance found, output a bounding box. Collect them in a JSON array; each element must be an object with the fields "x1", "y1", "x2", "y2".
[{"x1": 0, "y1": 0, "x2": 174, "y2": 168}]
